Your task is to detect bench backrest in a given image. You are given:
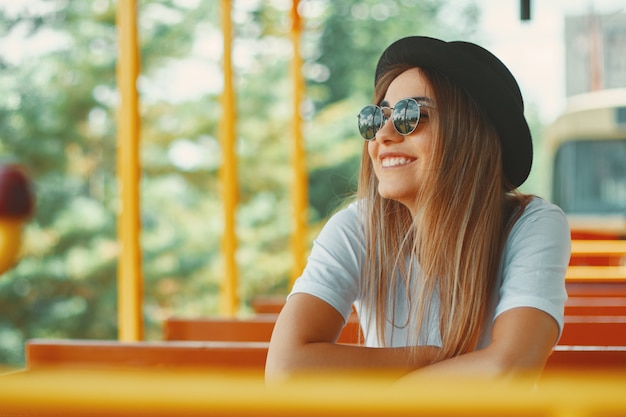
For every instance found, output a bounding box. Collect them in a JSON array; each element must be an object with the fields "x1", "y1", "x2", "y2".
[
  {"x1": 164, "y1": 315, "x2": 363, "y2": 344},
  {"x1": 565, "y1": 296, "x2": 626, "y2": 315},
  {"x1": 164, "y1": 315, "x2": 626, "y2": 347},
  {"x1": 24, "y1": 339, "x2": 626, "y2": 372},
  {"x1": 560, "y1": 317, "x2": 626, "y2": 346},
  {"x1": 26, "y1": 340, "x2": 268, "y2": 370},
  {"x1": 570, "y1": 239, "x2": 626, "y2": 267}
]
